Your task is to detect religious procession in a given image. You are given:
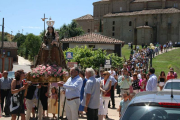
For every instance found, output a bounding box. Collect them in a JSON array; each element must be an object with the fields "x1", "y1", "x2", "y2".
[{"x1": 0, "y1": 15, "x2": 179, "y2": 120}]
